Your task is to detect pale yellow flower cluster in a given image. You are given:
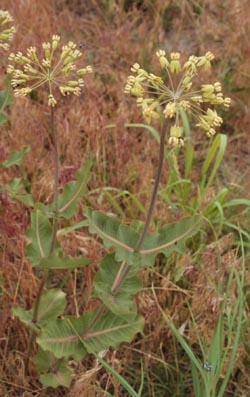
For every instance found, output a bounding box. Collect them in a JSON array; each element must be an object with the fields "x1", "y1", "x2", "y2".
[
  {"x1": 0, "y1": 10, "x2": 15, "y2": 51},
  {"x1": 125, "y1": 50, "x2": 231, "y2": 147},
  {"x1": 7, "y1": 35, "x2": 93, "y2": 106}
]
